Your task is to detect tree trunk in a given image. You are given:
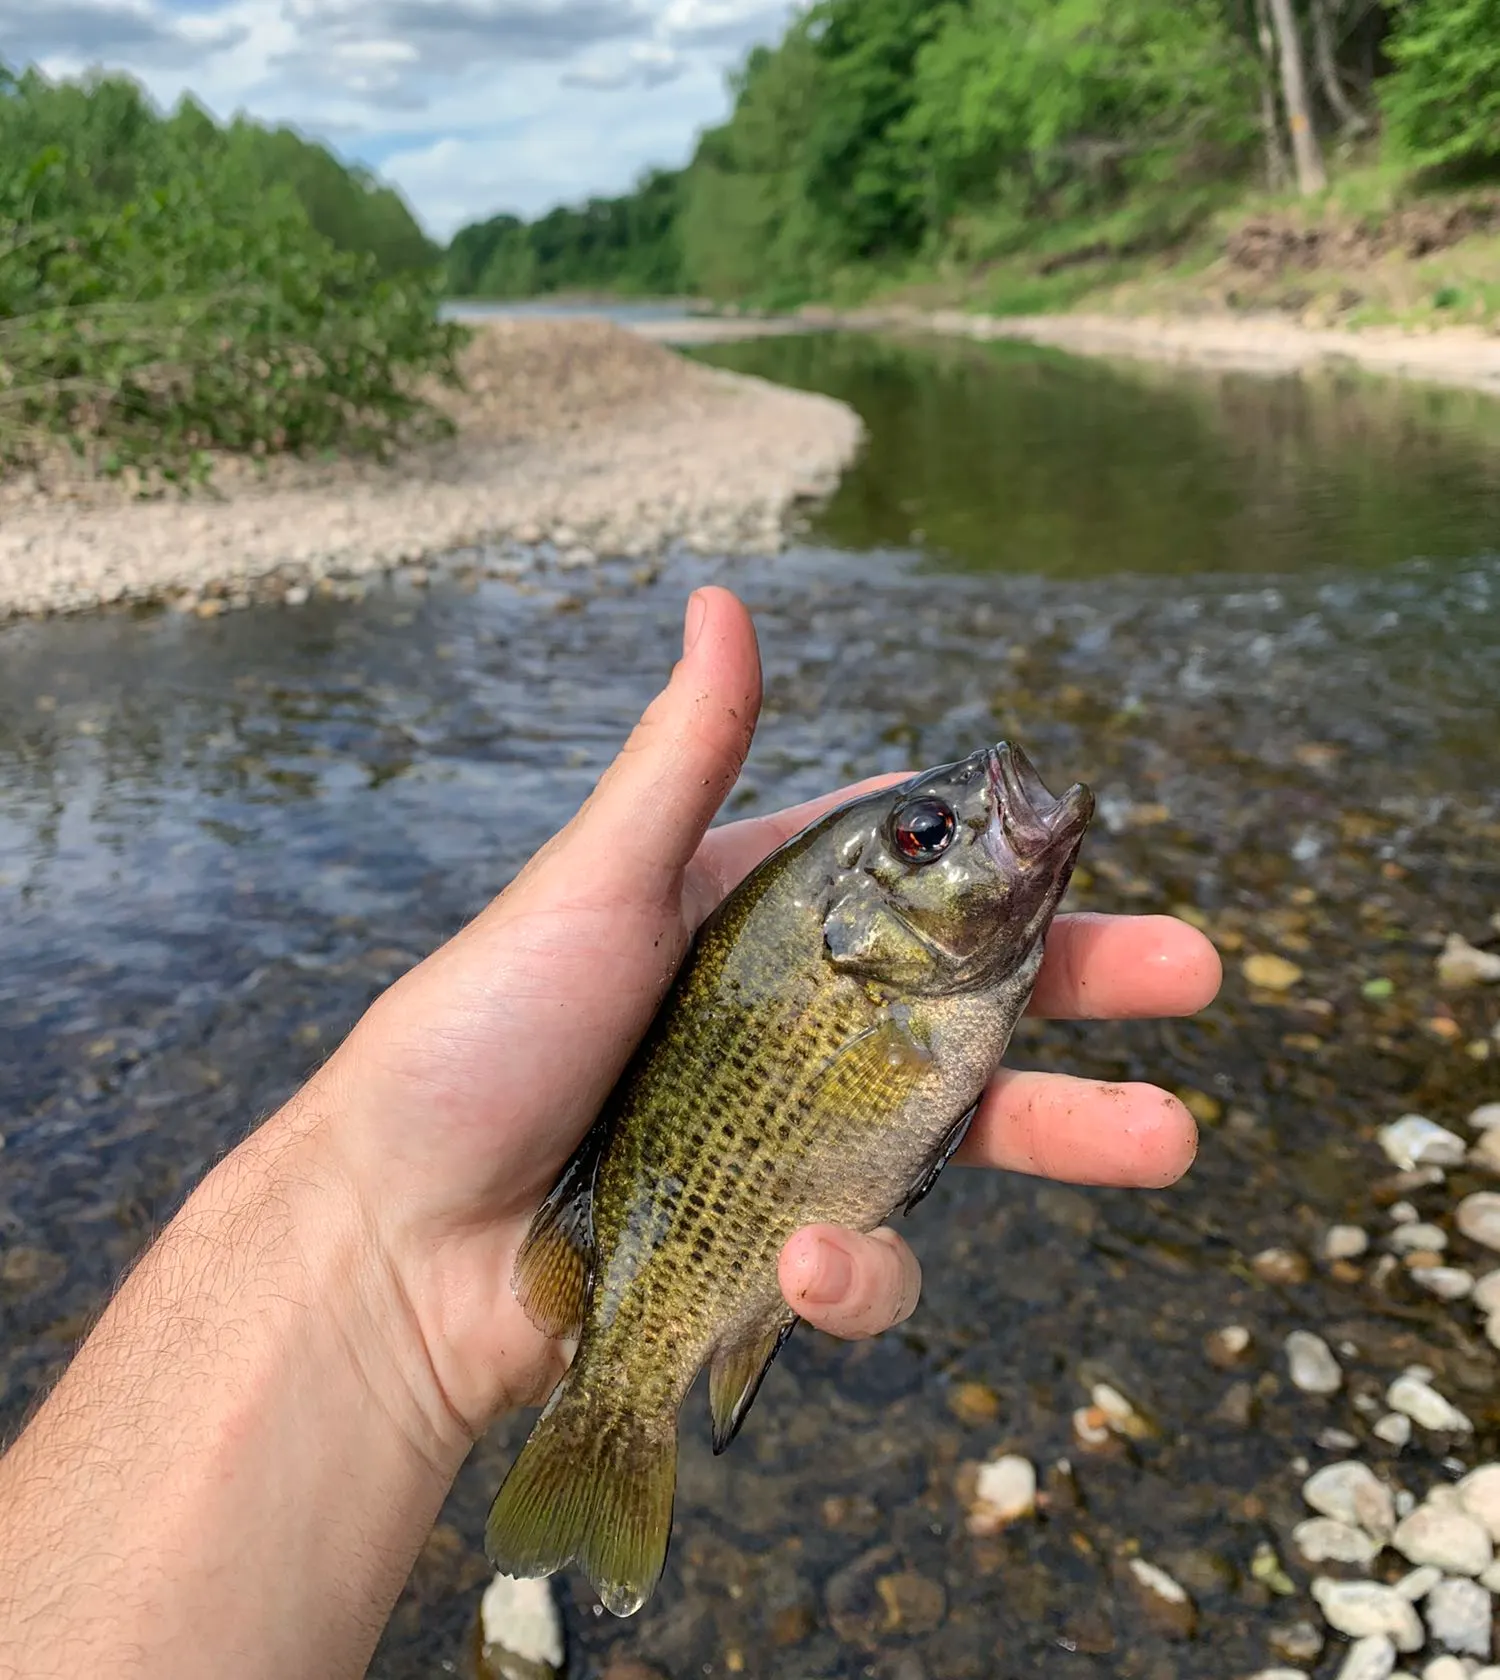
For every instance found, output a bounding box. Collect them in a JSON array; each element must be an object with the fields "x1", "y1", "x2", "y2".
[
  {"x1": 1253, "y1": 0, "x2": 1291, "y2": 191},
  {"x1": 1265, "y1": 0, "x2": 1328, "y2": 193},
  {"x1": 1310, "y1": 0, "x2": 1369, "y2": 136}
]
